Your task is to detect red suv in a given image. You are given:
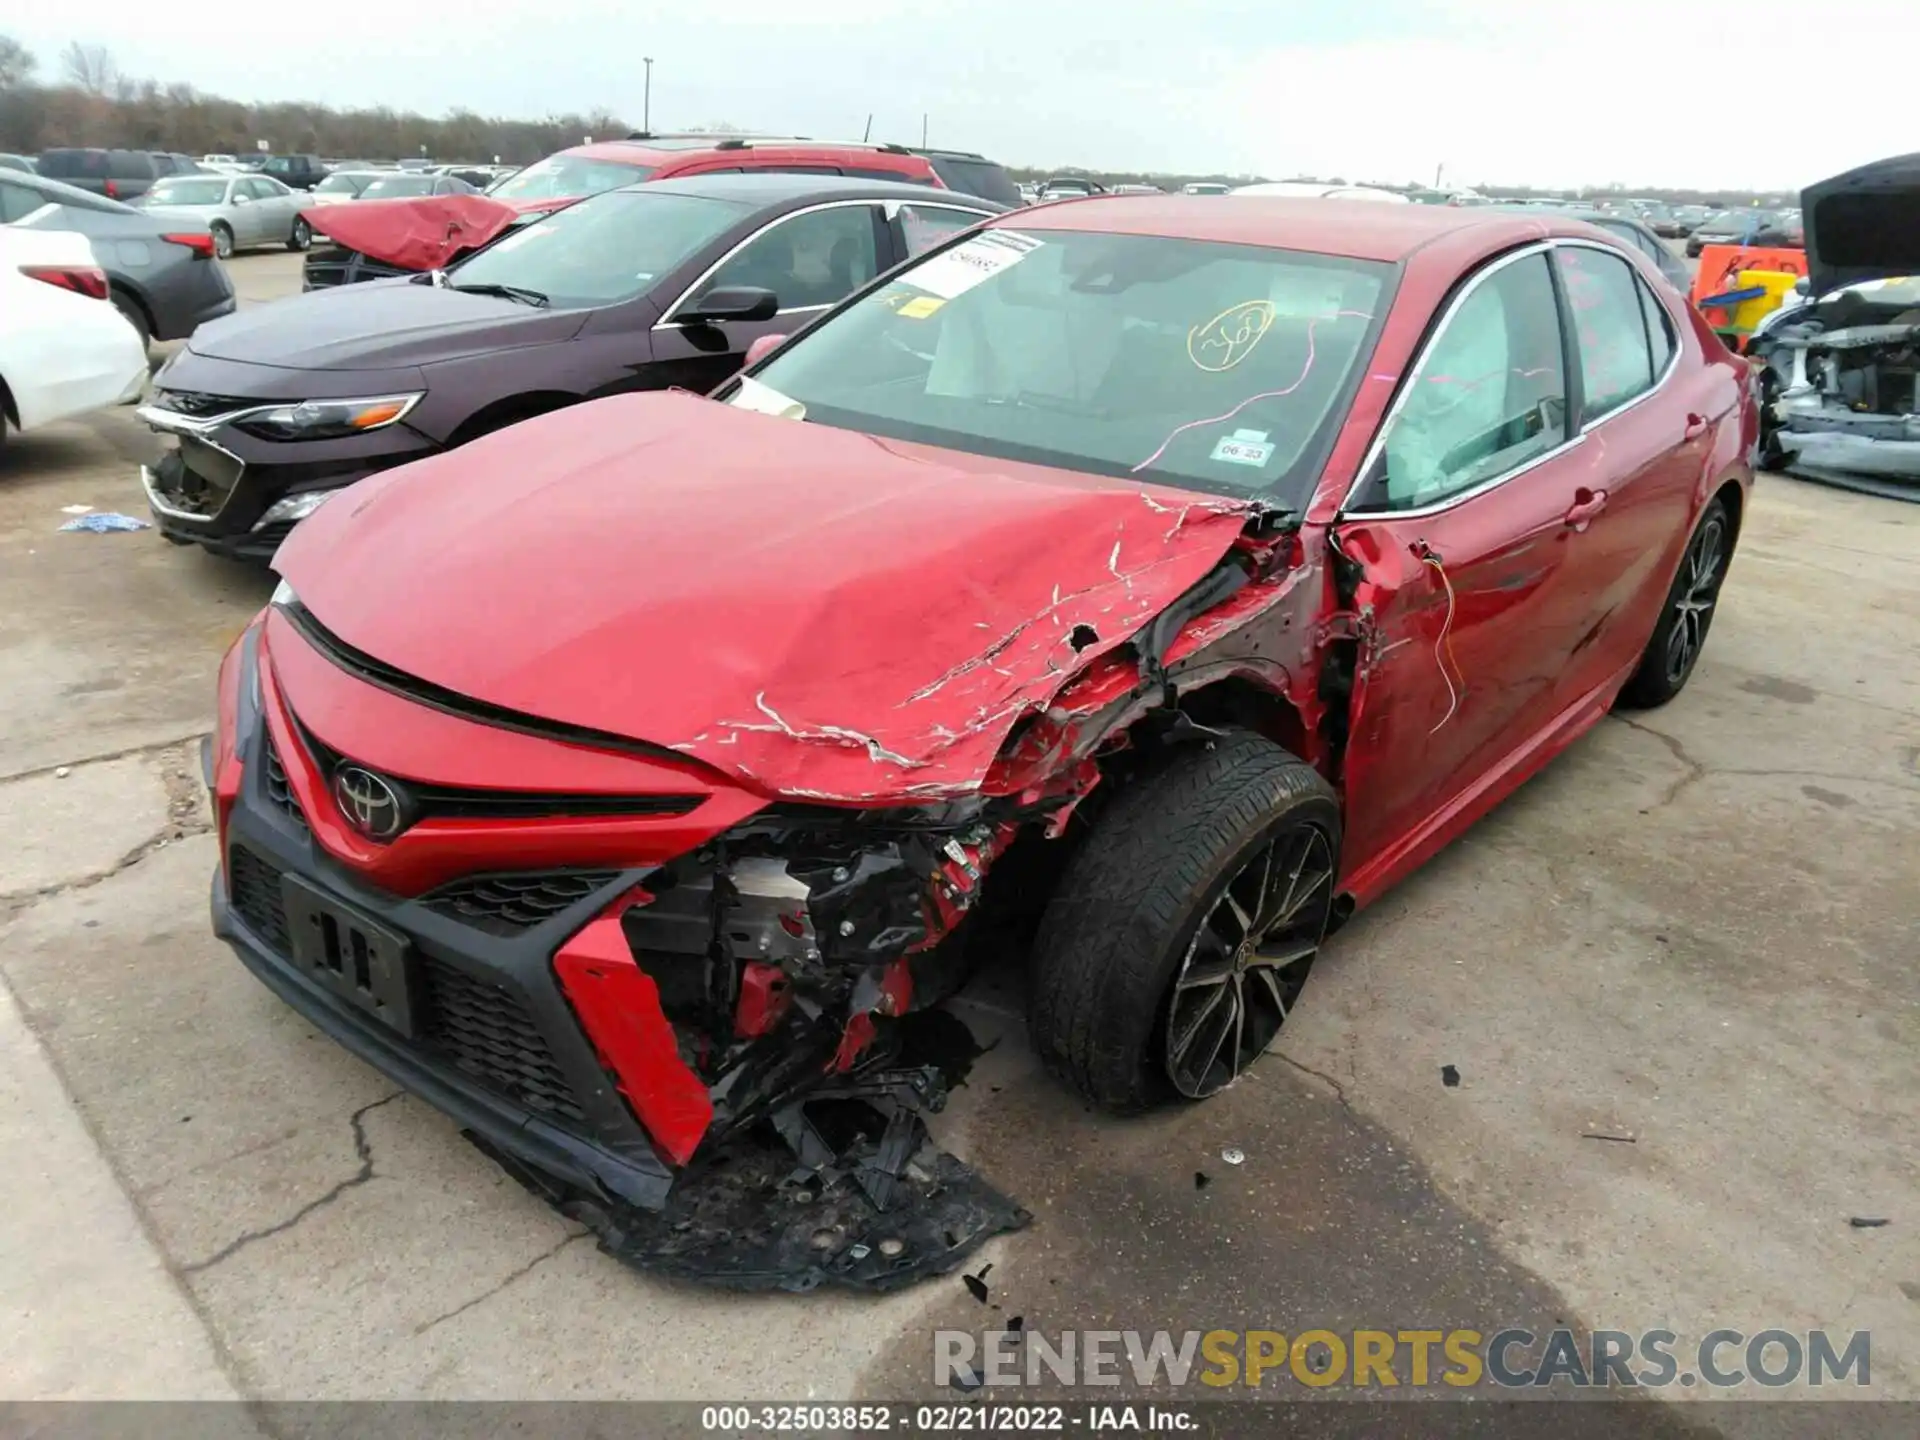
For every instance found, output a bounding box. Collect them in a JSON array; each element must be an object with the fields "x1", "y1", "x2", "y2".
[{"x1": 485, "y1": 134, "x2": 945, "y2": 215}]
